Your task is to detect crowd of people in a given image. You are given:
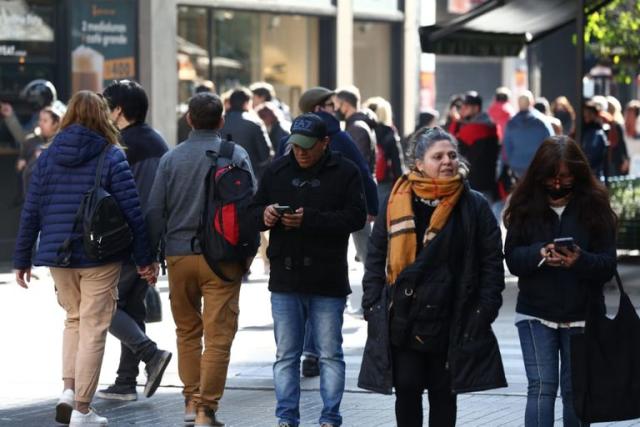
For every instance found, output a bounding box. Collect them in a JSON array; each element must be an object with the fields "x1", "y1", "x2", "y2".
[{"x1": 6, "y1": 76, "x2": 638, "y2": 427}]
